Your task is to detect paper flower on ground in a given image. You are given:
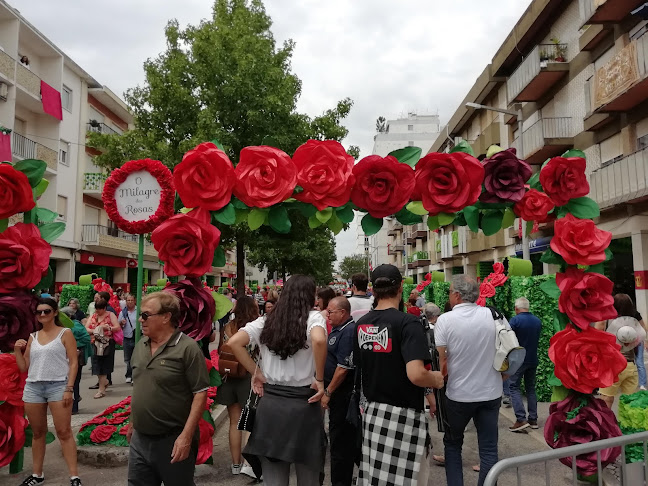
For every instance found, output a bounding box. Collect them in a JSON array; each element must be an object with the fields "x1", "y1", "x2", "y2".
[
  {"x1": 79, "y1": 416, "x2": 107, "y2": 432},
  {"x1": 174, "y1": 142, "x2": 236, "y2": 211},
  {"x1": 413, "y1": 152, "x2": 484, "y2": 215},
  {"x1": 551, "y1": 214, "x2": 612, "y2": 266},
  {"x1": 0, "y1": 223, "x2": 51, "y2": 294},
  {"x1": 90, "y1": 424, "x2": 117, "y2": 444},
  {"x1": 0, "y1": 163, "x2": 36, "y2": 220},
  {"x1": 293, "y1": 140, "x2": 355, "y2": 211},
  {"x1": 163, "y1": 278, "x2": 216, "y2": 340},
  {"x1": 549, "y1": 326, "x2": 626, "y2": 394},
  {"x1": 0, "y1": 404, "x2": 28, "y2": 467},
  {"x1": 545, "y1": 395, "x2": 621, "y2": 476},
  {"x1": 539, "y1": 156, "x2": 589, "y2": 207},
  {"x1": 480, "y1": 148, "x2": 532, "y2": 204},
  {"x1": 513, "y1": 189, "x2": 555, "y2": 223},
  {"x1": 0, "y1": 354, "x2": 27, "y2": 406},
  {"x1": 233, "y1": 146, "x2": 297, "y2": 208},
  {"x1": 197, "y1": 418, "x2": 215, "y2": 465},
  {"x1": 151, "y1": 207, "x2": 221, "y2": 278},
  {"x1": 556, "y1": 268, "x2": 616, "y2": 330},
  {"x1": 351, "y1": 155, "x2": 415, "y2": 218},
  {"x1": 0, "y1": 292, "x2": 40, "y2": 353}
]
